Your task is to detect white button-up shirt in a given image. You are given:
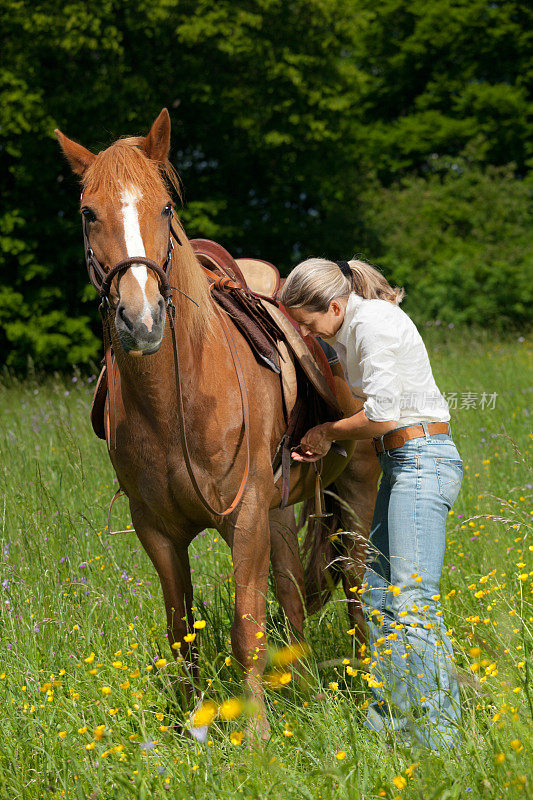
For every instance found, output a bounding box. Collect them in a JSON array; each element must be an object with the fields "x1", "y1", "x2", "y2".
[{"x1": 326, "y1": 292, "x2": 450, "y2": 426}]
